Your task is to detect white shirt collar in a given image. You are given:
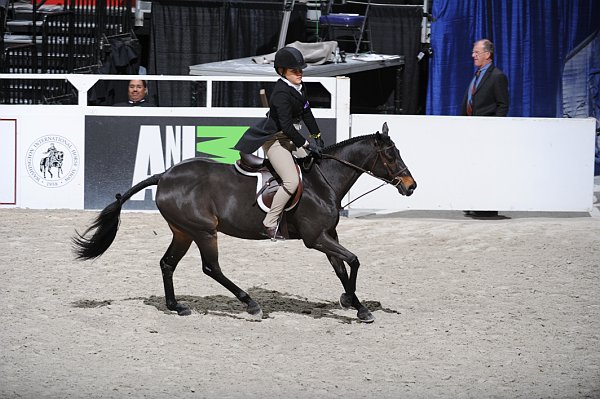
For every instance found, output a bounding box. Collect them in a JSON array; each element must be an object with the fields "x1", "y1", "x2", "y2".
[{"x1": 280, "y1": 77, "x2": 302, "y2": 94}]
